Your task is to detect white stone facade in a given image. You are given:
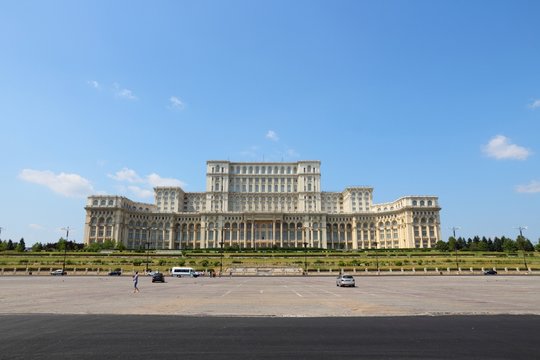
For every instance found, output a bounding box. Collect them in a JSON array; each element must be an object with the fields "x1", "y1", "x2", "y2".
[{"x1": 84, "y1": 160, "x2": 441, "y2": 250}]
